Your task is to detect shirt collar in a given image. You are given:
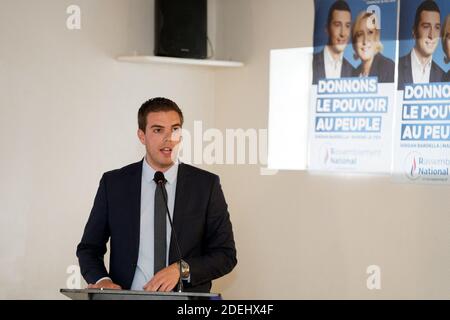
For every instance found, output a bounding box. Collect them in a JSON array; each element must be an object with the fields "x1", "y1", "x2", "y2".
[
  {"x1": 412, "y1": 48, "x2": 432, "y2": 69},
  {"x1": 324, "y1": 45, "x2": 344, "y2": 63},
  {"x1": 142, "y1": 157, "x2": 179, "y2": 185}
]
